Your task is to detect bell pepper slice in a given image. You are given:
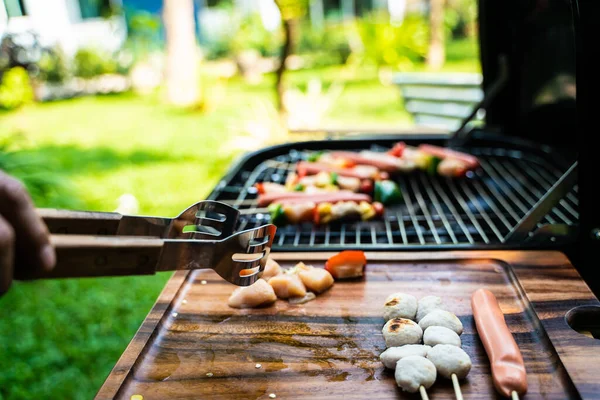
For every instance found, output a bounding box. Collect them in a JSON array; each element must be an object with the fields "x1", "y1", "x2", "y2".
[
  {"x1": 330, "y1": 172, "x2": 339, "y2": 186},
  {"x1": 374, "y1": 180, "x2": 403, "y2": 205},
  {"x1": 387, "y1": 142, "x2": 406, "y2": 157},
  {"x1": 427, "y1": 156, "x2": 443, "y2": 176},
  {"x1": 359, "y1": 179, "x2": 373, "y2": 194},
  {"x1": 268, "y1": 203, "x2": 287, "y2": 226},
  {"x1": 307, "y1": 151, "x2": 324, "y2": 162},
  {"x1": 325, "y1": 250, "x2": 367, "y2": 279}
]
